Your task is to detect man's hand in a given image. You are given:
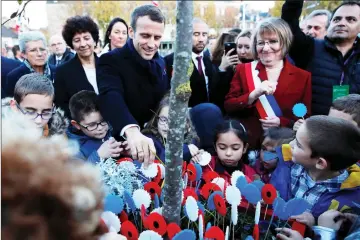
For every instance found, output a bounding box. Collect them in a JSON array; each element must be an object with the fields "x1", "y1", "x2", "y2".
[
  {"x1": 318, "y1": 210, "x2": 346, "y2": 231},
  {"x1": 290, "y1": 212, "x2": 315, "y2": 228},
  {"x1": 260, "y1": 117, "x2": 280, "y2": 130},
  {"x1": 293, "y1": 119, "x2": 305, "y2": 131},
  {"x1": 97, "y1": 137, "x2": 124, "y2": 159},
  {"x1": 219, "y1": 49, "x2": 240, "y2": 71},
  {"x1": 125, "y1": 127, "x2": 156, "y2": 168},
  {"x1": 275, "y1": 228, "x2": 304, "y2": 240}
]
